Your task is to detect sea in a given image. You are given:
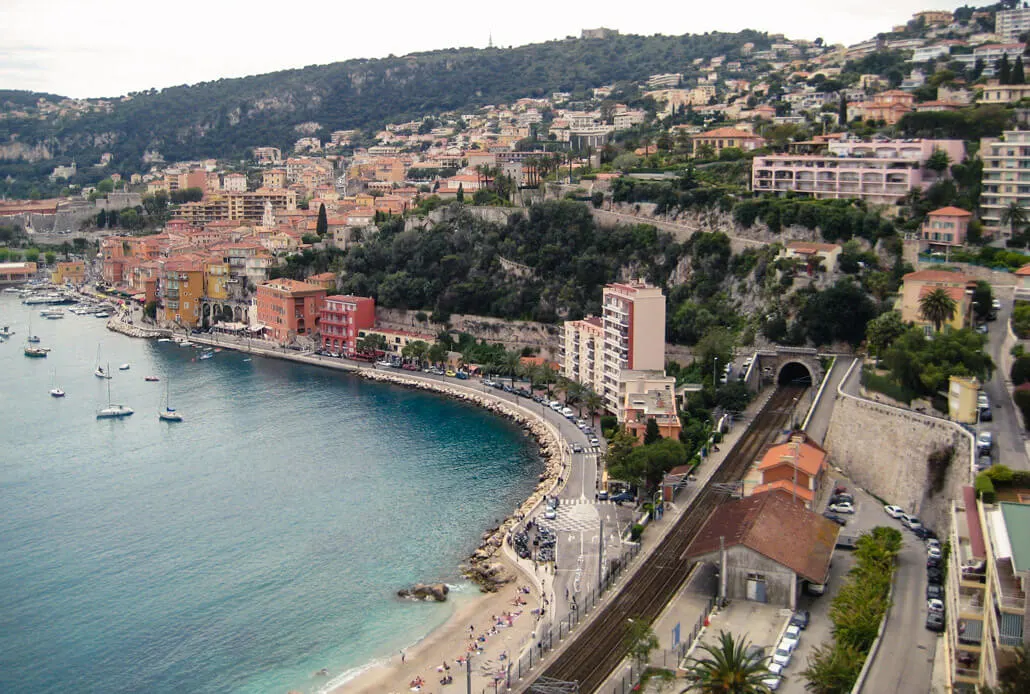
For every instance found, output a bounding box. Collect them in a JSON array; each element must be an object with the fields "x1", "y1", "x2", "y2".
[{"x1": 0, "y1": 294, "x2": 543, "y2": 694}]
